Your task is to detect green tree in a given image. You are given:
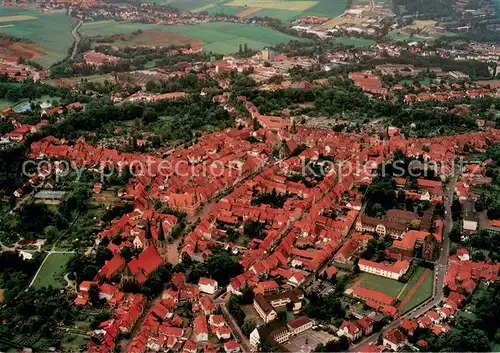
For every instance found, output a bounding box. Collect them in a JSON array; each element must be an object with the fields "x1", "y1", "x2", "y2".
[{"x1": 88, "y1": 283, "x2": 100, "y2": 306}]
